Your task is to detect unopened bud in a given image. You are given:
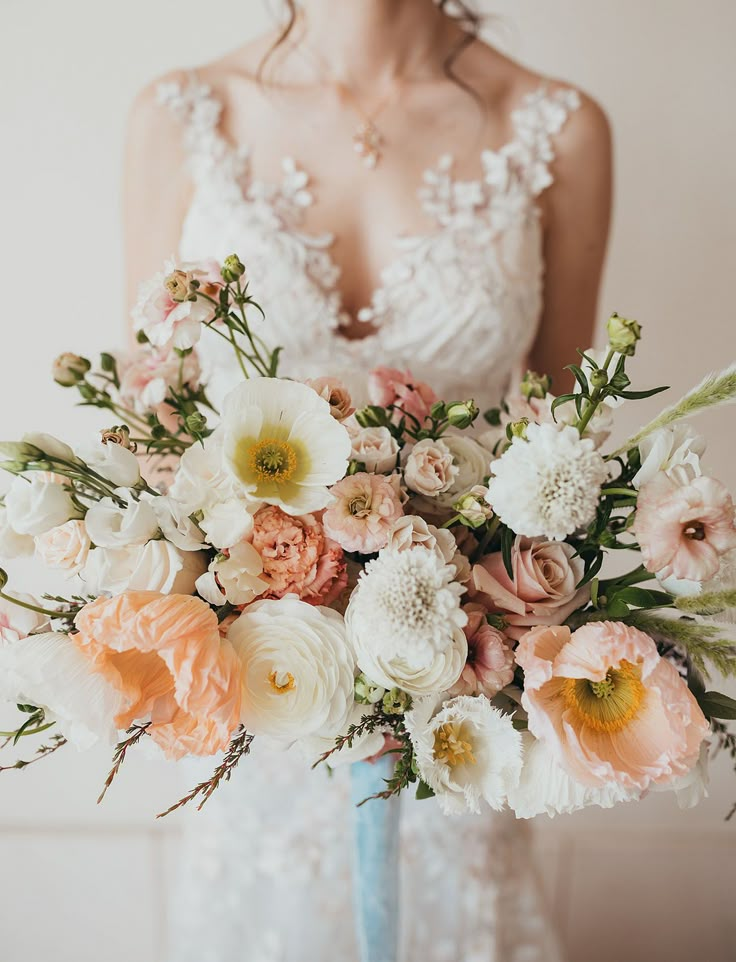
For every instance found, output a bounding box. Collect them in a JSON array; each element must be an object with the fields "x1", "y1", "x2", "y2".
[
  {"x1": 52, "y1": 353, "x2": 90, "y2": 387},
  {"x1": 430, "y1": 400, "x2": 447, "y2": 420},
  {"x1": 446, "y1": 399, "x2": 479, "y2": 429},
  {"x1": 221, "y1": 254, "x2": 246, "y2": 283},
  {"x1": 382, "y1": 687, "x2": 412, "y2": 716},
  {"x1": 185, "y1": 412, "x2": 208, "y2": 435},
  {"x1": 354, "y1": 673, "x2": 386, "y2": 706},
  {"x1": 355, "y1": 405, "x2": 387, "y2": 429},
  {"x1": 0, "y1": 441, "x2": 44, "y2": 462},
  {"x1": 453, "y1": 485, "x2": 493, "y2": 528},
  {"x1": 520, "y1": 371, "x2": 551, "y2": 400},
  {"x1": 506, "y1": 418, "x2": 529, "y2": 441},
  {"x1": 100, "y1": 426, "x2": 136, "y2": 452},
  {"x1": 607, "y1": 312, "x2": 641, "y2": 356},
  {"x1": 589, "y1": 368, "x2": 609, "y2": 389}
]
